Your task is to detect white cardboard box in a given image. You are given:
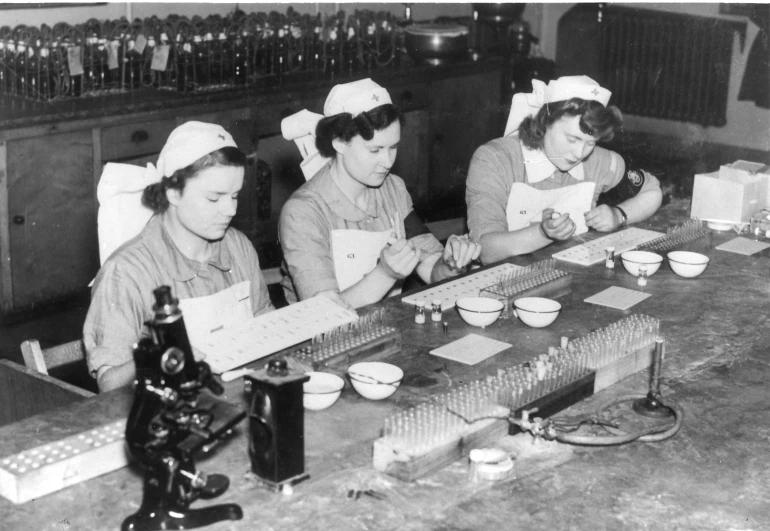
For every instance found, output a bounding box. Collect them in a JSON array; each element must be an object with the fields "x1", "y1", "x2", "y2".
[
  {"x1": 719, "y1": 160, "x2": 770, "y2": 209},
  {"x1": 691, "y1": 170, "x2": 765, "y2": 226}
]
